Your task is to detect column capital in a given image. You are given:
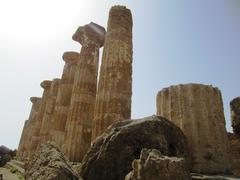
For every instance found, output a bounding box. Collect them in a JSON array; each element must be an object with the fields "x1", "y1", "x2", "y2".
[
  {"x1": 62, "y1": 51, "x2": 79, "y2": 65},
  {"x1": 72, "y1": 22, "x2": 106, "y2": 47},
  {"x1": 30, "y1": 97, "x2": 41, "y2": 104},
  {"x1": 40, "y1": 80, "x2": 52, "y2": 89}
]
